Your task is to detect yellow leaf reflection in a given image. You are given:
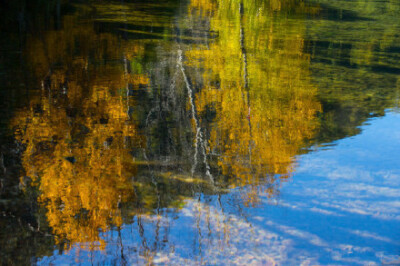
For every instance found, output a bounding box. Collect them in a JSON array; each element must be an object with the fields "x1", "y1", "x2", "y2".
[
  {"x1": 187, "y1": 0, "x2": 321, "y2": 205},
  {"x1": 12, "y1": 13, "x2": 147, "y2": 250}
]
